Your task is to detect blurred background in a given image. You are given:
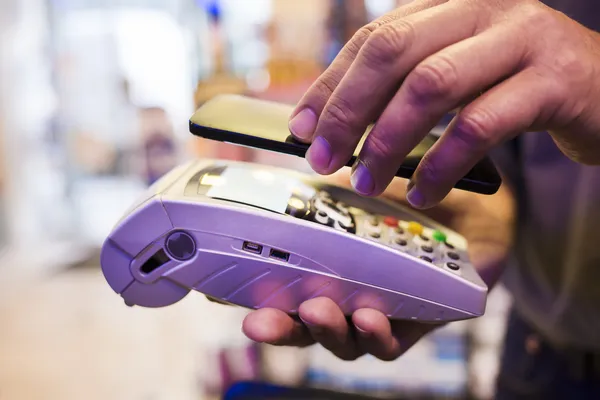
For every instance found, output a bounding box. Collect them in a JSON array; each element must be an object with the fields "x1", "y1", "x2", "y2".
[{"x1": 0, "y1": 0, "x2": 512, "y2": 399}]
